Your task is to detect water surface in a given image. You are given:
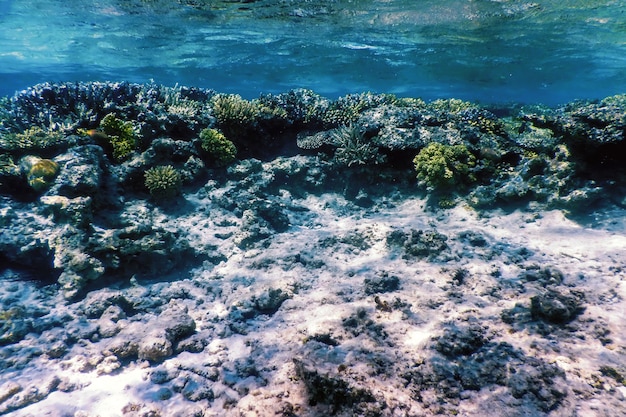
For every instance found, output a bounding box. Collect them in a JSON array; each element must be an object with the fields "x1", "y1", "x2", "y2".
[{"x1": 1, "y1": 0, "x2": 625, "y2": 104}]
